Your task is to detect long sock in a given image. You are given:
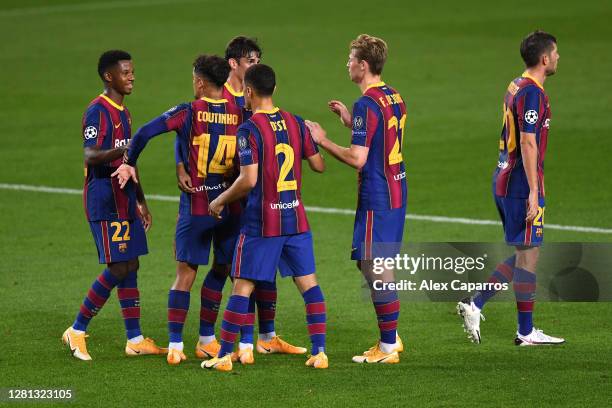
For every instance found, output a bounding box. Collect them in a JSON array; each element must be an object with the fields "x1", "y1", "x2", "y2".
[
  {"x1": 513, "y1": 267, "x2": 536, "y2": 336},
  {"x1": 255, "y1": 280, "x2": 277, "y2": 336},
  {"x1": 372, "y1": 289, "x2": 400, "y2": 346},
  {"x1": 117, "y1": 270, "x2": 142, "y2": 341},
  {"x1": 302, "y1": 286, "x2": 326, "y2": 355},
  {"x1": 199, "y1": 270, "x2": 228, "y2": 337},
  {"x1": 239, "y1": 294, "x2": 256, "y2": 344},
  {"x1": 168, "y1": 290, "x2": 190, "y2": 345},
  {"x1": 73, "y1": 268, "x2": 119, "y2": 332},
  {"x1": 473, "y1": 255, "x2": 516, "y2": 309},
  {"x1": 219, "y1": 295, "x2": 250, "y2": 357}
]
